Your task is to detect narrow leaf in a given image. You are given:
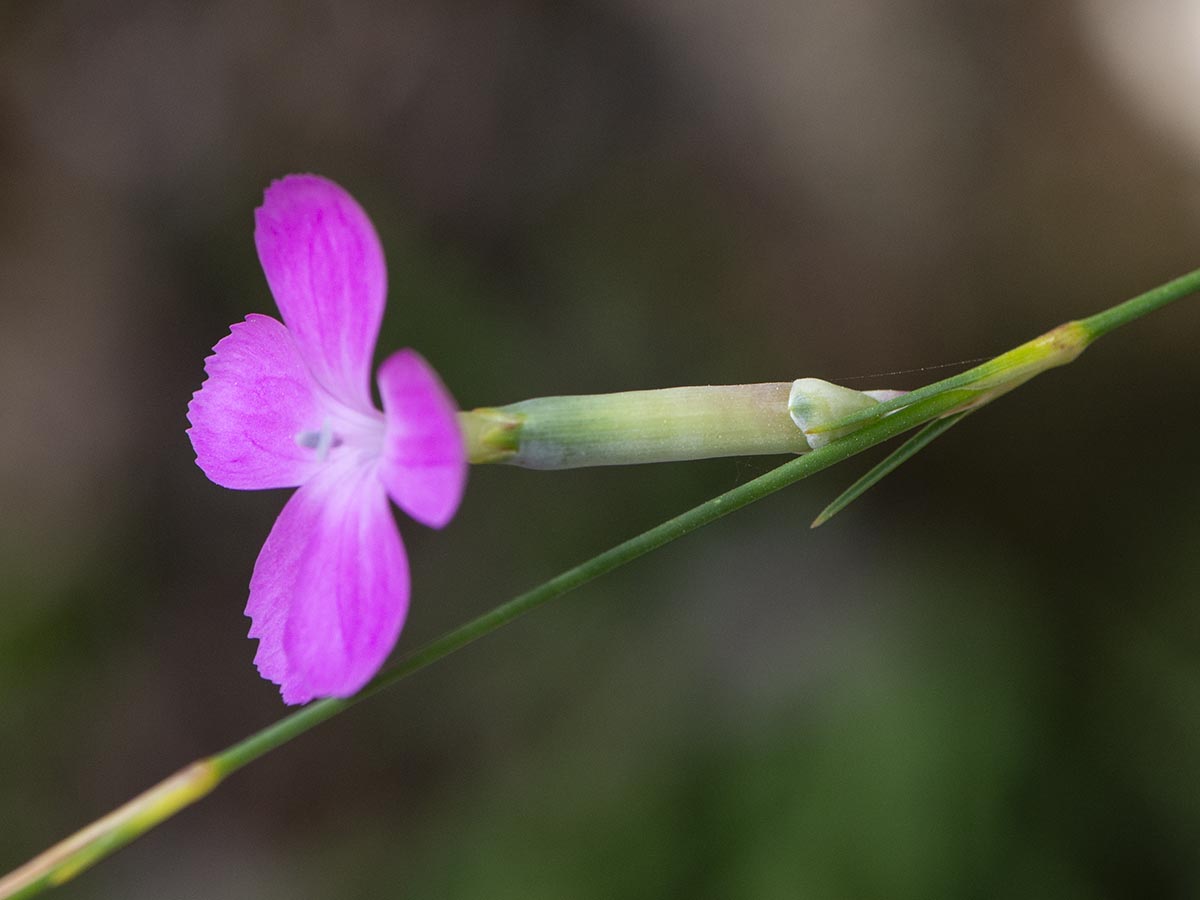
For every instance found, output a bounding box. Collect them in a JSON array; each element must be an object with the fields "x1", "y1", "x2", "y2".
[{"x1": 811, "y1": 410, "x2": 973, "y2": 528}]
